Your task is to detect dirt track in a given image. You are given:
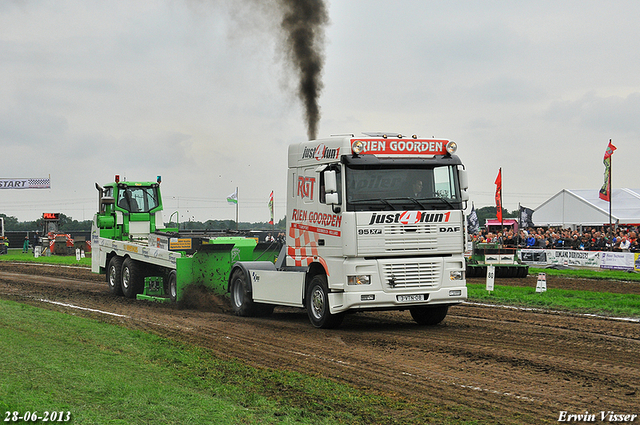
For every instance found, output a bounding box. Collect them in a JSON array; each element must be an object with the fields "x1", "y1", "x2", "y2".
[{"x1": 1, "y1": 262, "x2": 638, "y2": 424}]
